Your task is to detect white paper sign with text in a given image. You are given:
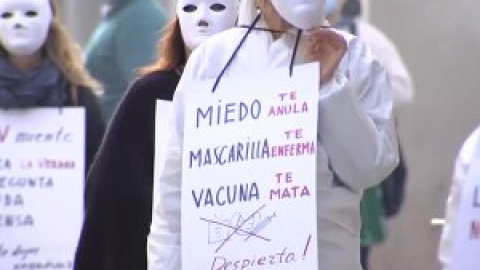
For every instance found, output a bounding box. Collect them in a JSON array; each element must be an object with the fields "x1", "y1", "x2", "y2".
[
  {"x1": 450, "y1": 134, "x2": 480, "y2": 270},
  {"x1": 181, "y1": 63, "x2": 319, "y2": 270},
  {"x1": 0, "y1": 108, "x2": 85, "y2": 269}
]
